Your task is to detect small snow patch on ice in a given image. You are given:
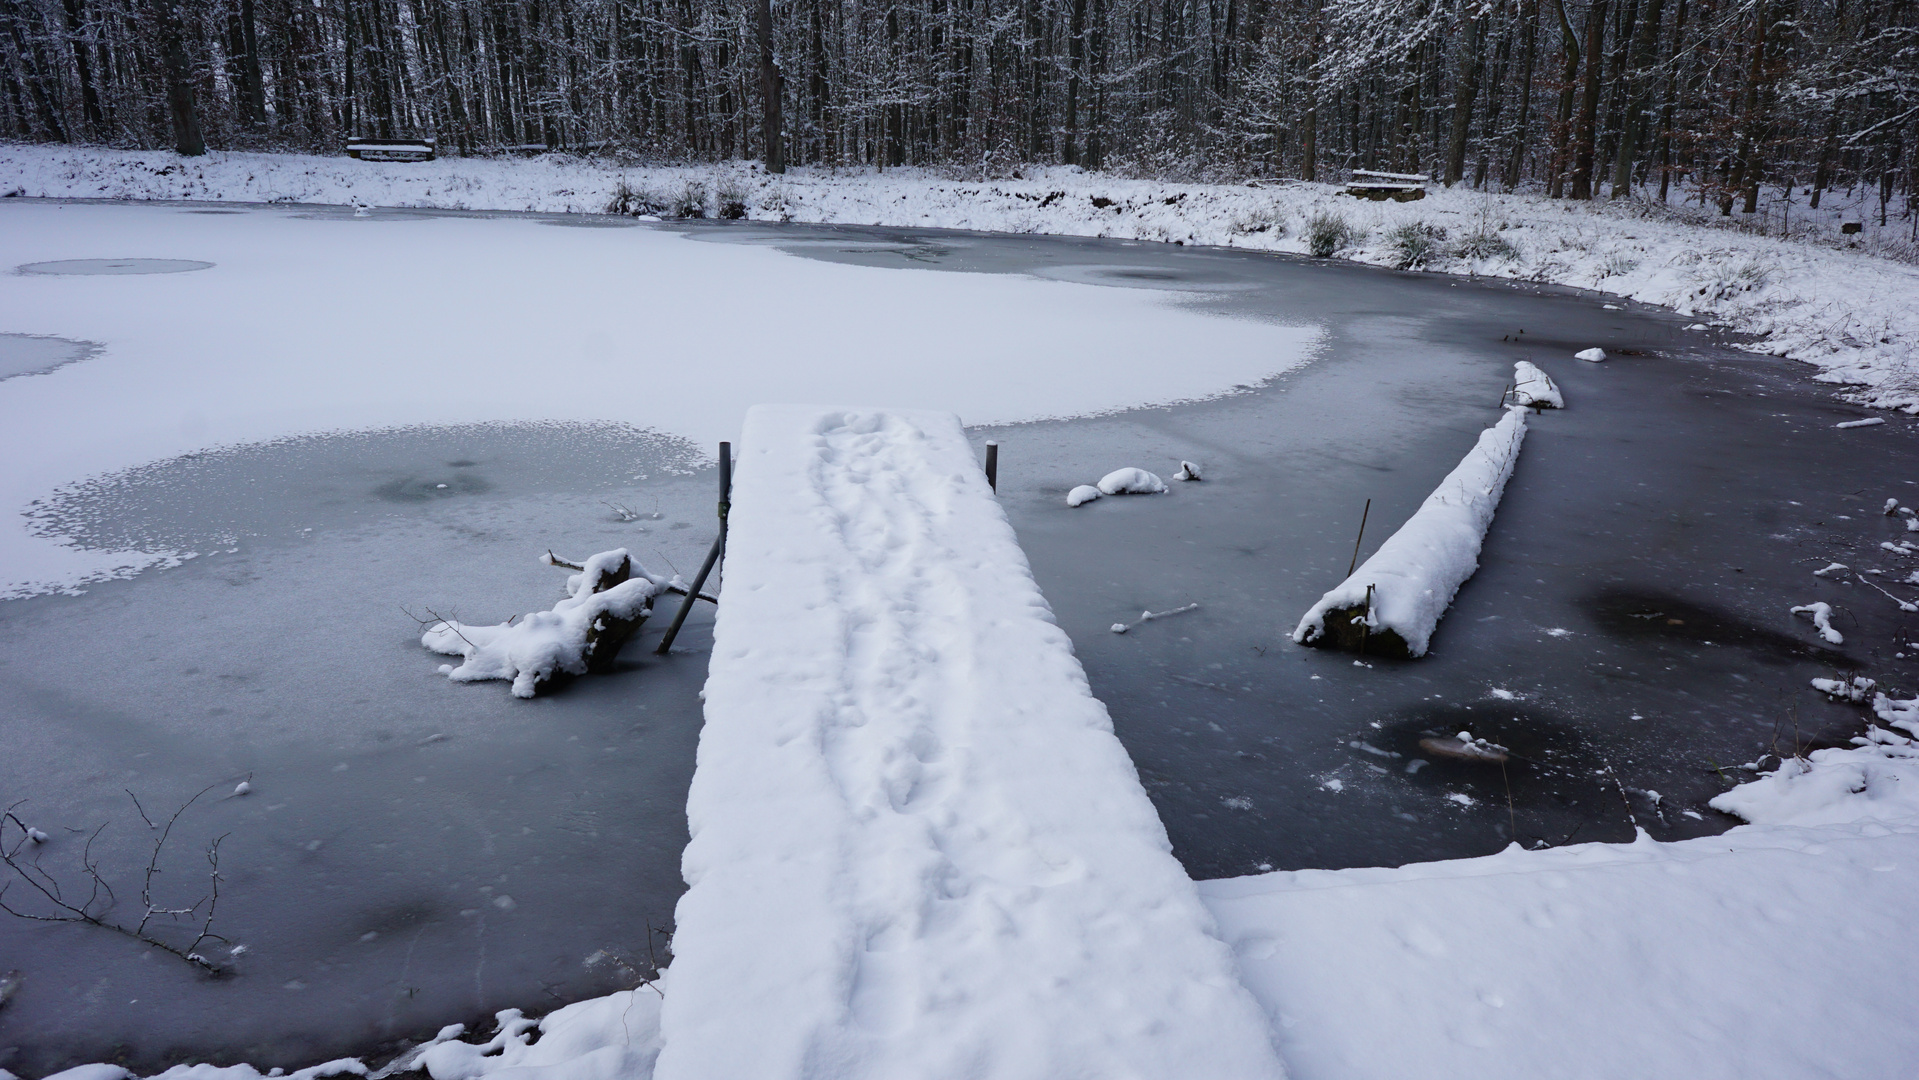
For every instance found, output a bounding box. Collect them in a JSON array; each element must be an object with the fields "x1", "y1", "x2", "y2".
[
  {"x1": 1489, "y1": 687, "x2": 1519, "y2": 701},
  {"x1": 1320, "y1": 778, "x2": 1345, "y2": 792},
  {"x1": 1836, "y1": 417, "x2": 1887, "y2": 429},
  {"x1": 1790, "y1": 602, "x2": 1844, "y2": 644},
  {"x1": 1222, "y1": 796, "x2": 1254, "y2": 810},
  {"x1": 1067, "y1": 484, "x2": 1102, "y2": 507},
  {"x1": 1575, "y1": 347, "x2": 1608, "y2": 362},
  {"x1": 1544, "y1": 627, "x2": 1573, "y2": 638},
  {"x1": 1444, "y1": 792, "x2": 1476, "y2": 807},
  {"x1": 1174, "y1": 460, "x2": 1203, "y2": 481},
  {"x1": 1813, "y1": 562, "x2": 1849, "y2": 577}
]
